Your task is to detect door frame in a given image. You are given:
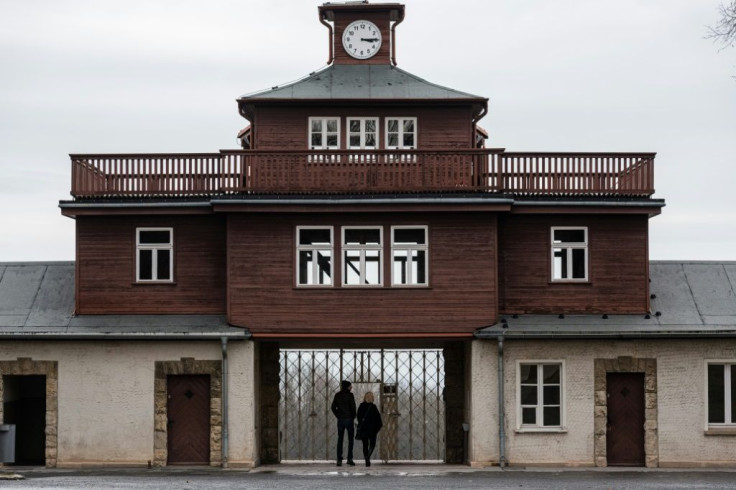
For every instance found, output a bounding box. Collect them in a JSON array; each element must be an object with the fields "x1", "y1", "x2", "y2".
[
  {"x1": 593, "y1": 357, "x2": 658, "y2": 468},
  {"x1": 154, "y1": 359, "x2": 222, "y2": 467},
  {"x1": 0, "y1": 359, "x2": 58, "y2": 468}
]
